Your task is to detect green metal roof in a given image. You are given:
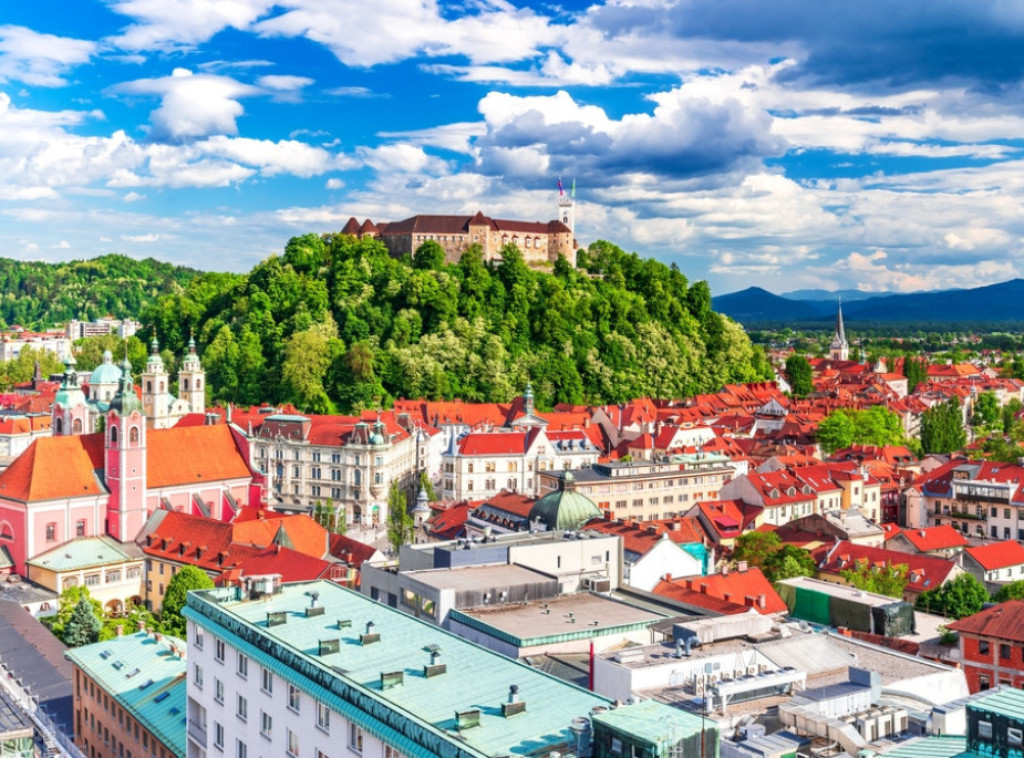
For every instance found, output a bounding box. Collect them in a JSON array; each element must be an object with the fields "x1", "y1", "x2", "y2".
[
  {"x1": 27, "y1": 536, "x2": 137, "y2": 573},
  {"x1": 186, "y1": 581, "x2": 613, "y2": 758},
  {"x1": 592, "y1": 700, "x2": 709, "y2": 744},
  {"x1": 874, "y1": 736, "x2": 968, "y2": 758},
  {"x1": 64, "y1": 631, "x2": 187, "y2": 757},
  {"x1": 967, "y1": 687, "x2": 1024, "y2": 720},
  {"x1": 529, "y1": 474, "x2": 602, "y2": 530}
]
